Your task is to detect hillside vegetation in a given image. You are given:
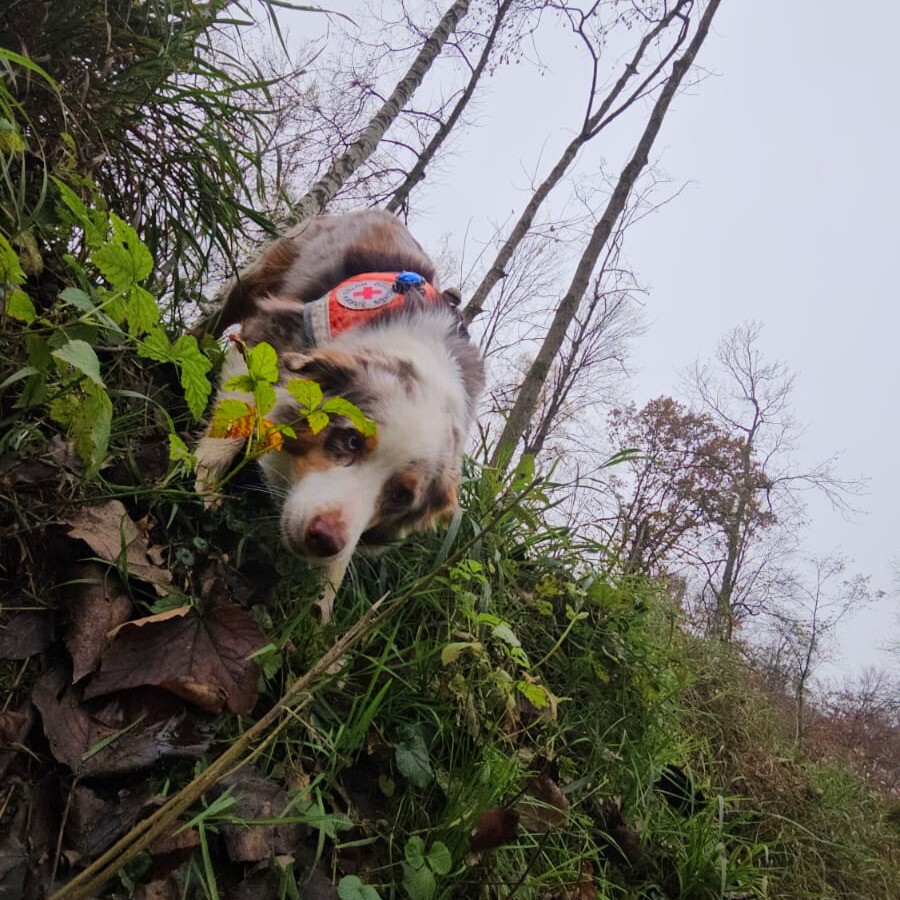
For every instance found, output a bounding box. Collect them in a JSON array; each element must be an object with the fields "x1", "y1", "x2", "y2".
[{"x1": 1, "y1": 3, "x2": 897, "y2": 898}]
